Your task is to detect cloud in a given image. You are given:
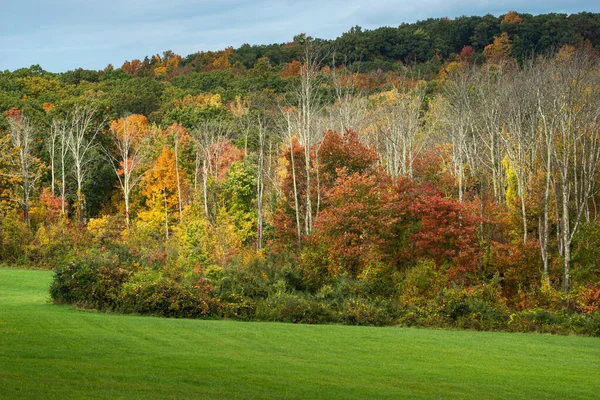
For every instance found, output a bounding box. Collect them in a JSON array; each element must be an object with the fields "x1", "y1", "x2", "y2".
[{"x1": 0, "y1": 0, "x2": 598, "y2": 71}]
